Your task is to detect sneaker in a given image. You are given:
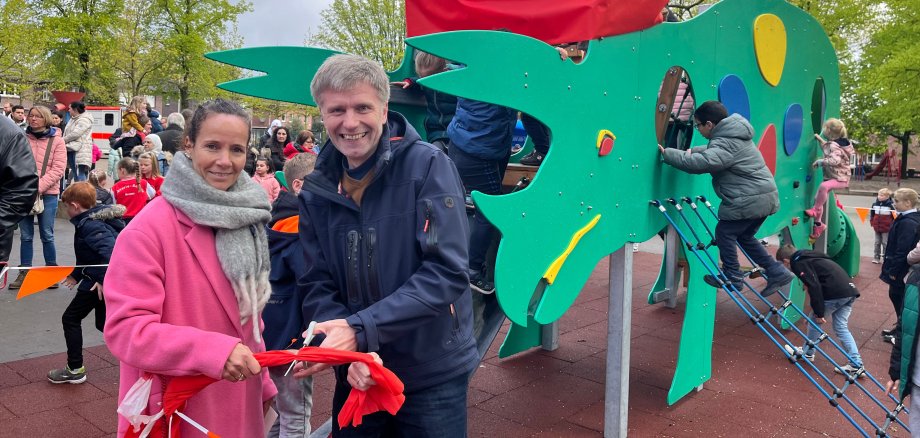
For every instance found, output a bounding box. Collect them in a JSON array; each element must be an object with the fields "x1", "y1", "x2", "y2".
[
  {"x1": 783, "y1": 344, "x2": 815, "y2": 362},
  {"x1": 833, "y1": 364, "x2": 865, "y2": 378},
  {"x1": 632, "y1": 243, "x2": 640, "y2": 253},
  {"x1": 881, "y1": 327, "x2": 897, "y2": 337},
  {"x1": 884, "y1": 334, "x2": 897, "y2": 346},
  {"x1": 519, "y1": 150, "x2": 545, "y2": 166},
  {"x1": 804, "y1": 208, "x2": 818, "y2": 218},
  {"x1": 7, "y1": 271, "x2": 25, "y2": 290},
  {"x1": 703, "y1": 274, "x2": 743, "y2": 290},
  {"x1": 470, "y1": 272, "x2": 495, "y2": 295},
  {"x1": 759, "y1": 271, "x2": 795, "y2": 297},
  {"x1": 872, "y1": 258, "x2": 880, "y2": 264},
  {"x1": 48, "y1": 366, "x2": 86, "y2": 384},
  {"x1": 809, "y1": 223, "x2": 827, "y2": 239}
]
